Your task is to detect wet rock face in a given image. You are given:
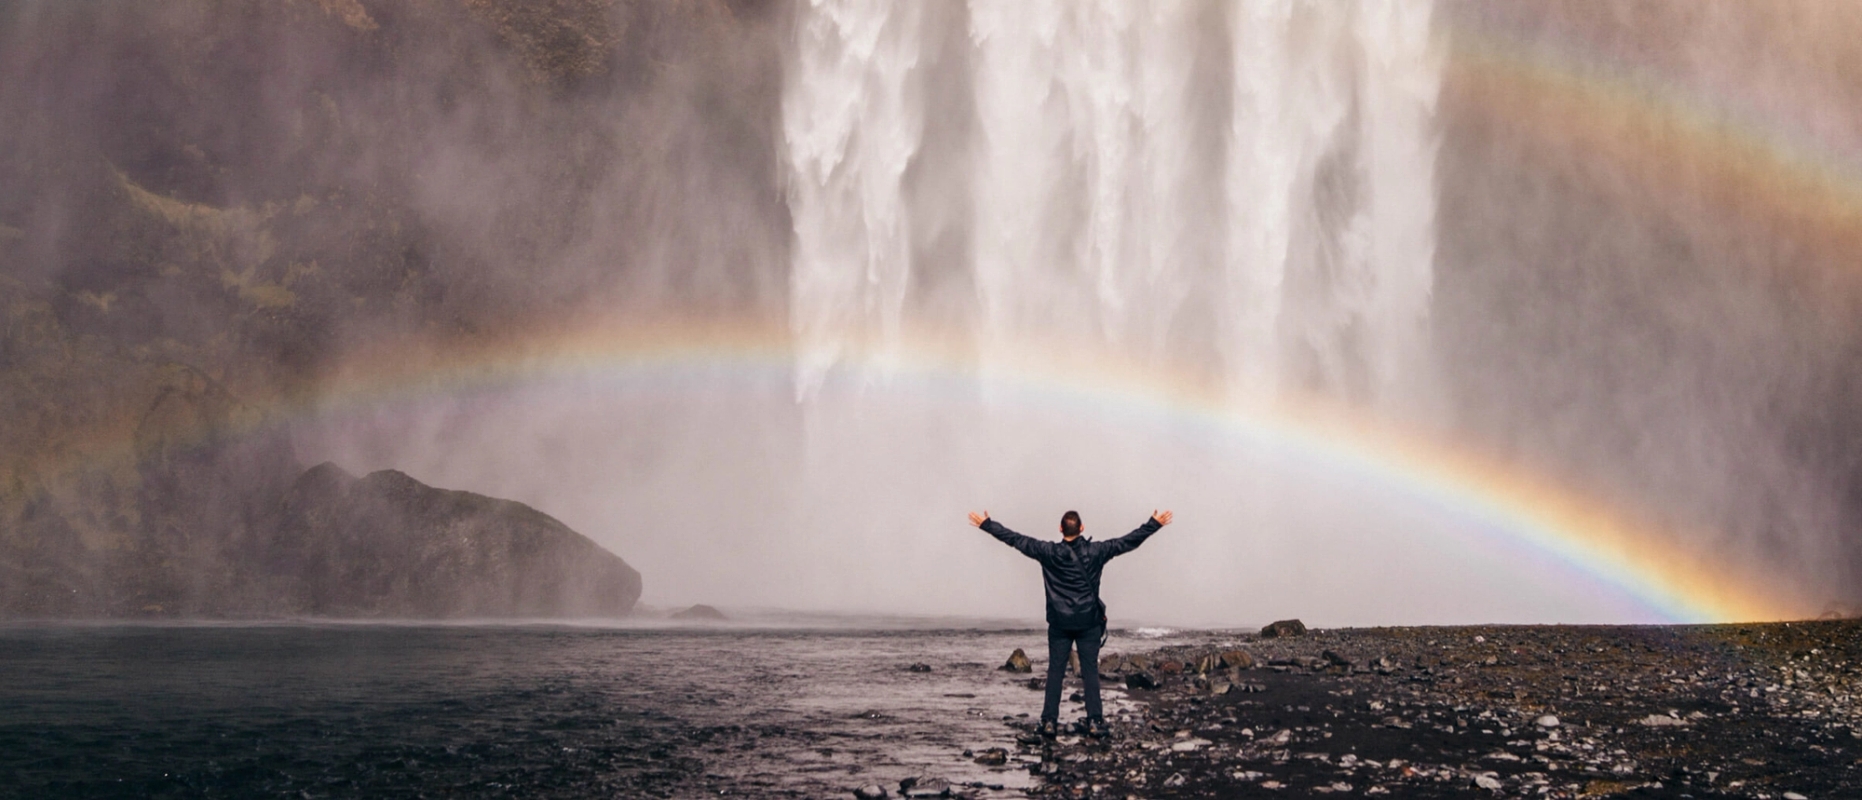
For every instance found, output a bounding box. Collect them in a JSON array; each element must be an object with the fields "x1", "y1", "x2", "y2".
[
  {"x1": 0, "y1": 0, "x2": 782, "y2": 617},
  {"x1": 272, "y1": 463, "x2": 641, "y2": 617}
]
